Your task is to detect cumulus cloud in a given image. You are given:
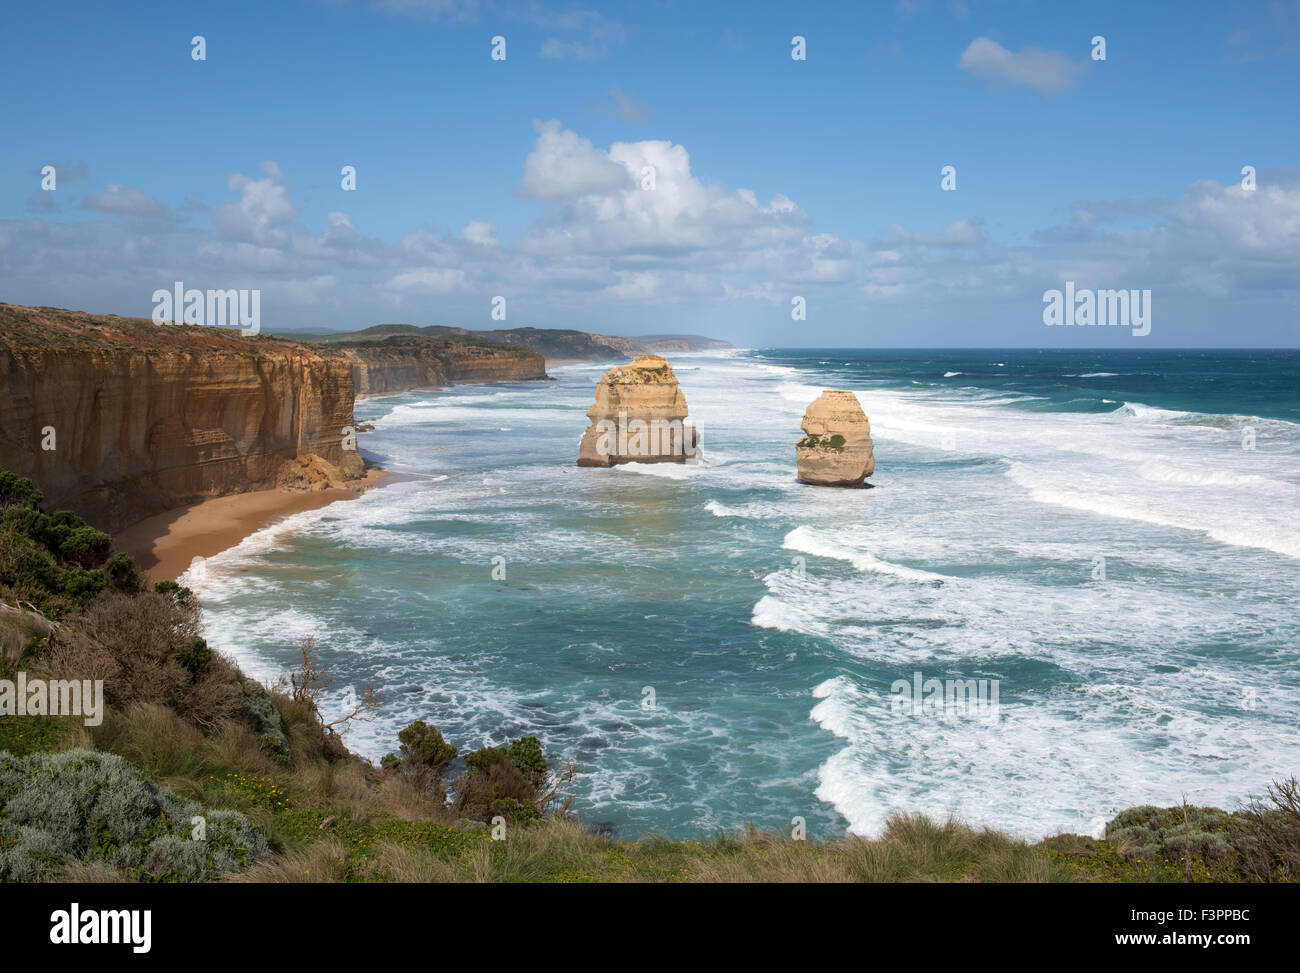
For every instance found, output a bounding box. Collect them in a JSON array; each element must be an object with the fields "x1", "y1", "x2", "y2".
[
  {"x1": 518, "y1": 120, "x2": 629, "y2": 198},
  {"x1": 211, "y1": 161, "x2": 298, "y2": 246},
  {"x1": 519, "y1": 120, "x2": 810, "y2": 258},
  {"x1": 957, "y1": 37, "x2": 1090, "y2": 94}
]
